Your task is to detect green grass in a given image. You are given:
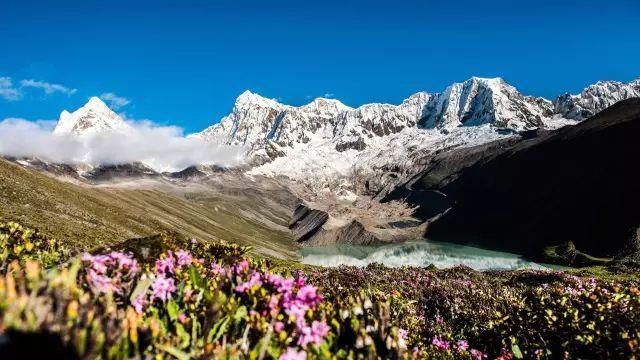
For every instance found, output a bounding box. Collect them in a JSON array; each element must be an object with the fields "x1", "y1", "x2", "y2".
[{"x1": 0, "y1": 159, "x2": 297, "y2": 259}]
